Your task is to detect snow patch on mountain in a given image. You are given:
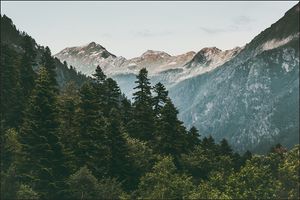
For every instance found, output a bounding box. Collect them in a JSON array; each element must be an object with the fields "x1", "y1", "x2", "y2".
[
  {"x1": 260, "y1": 34, "x2": 298, "y2": 52},
  {"x1": 55, "y1": 43, "x2": 243, "y2": 86}
]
